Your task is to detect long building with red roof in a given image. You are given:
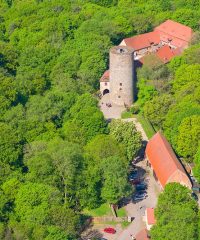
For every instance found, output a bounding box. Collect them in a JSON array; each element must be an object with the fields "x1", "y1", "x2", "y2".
[
  {"x1": 145, "y1": 131, "x2": 192, "y2": 189},
  {"x1": 121, "y1": 31, "x2": 160, "y2": 54}
]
